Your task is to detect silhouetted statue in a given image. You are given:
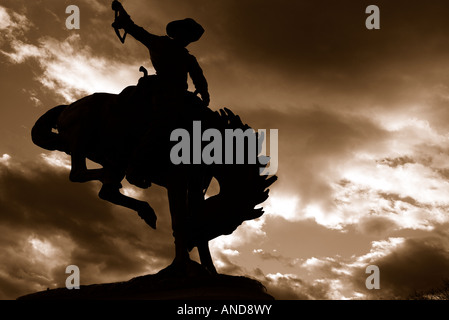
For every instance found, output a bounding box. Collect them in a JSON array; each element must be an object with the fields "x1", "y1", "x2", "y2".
[
  {"x1": 31, "y1": 1, "x2": 277, "y2": 275},
  {"x1": 112, "y1": 0, "x2": 209, "y2": 110}
]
